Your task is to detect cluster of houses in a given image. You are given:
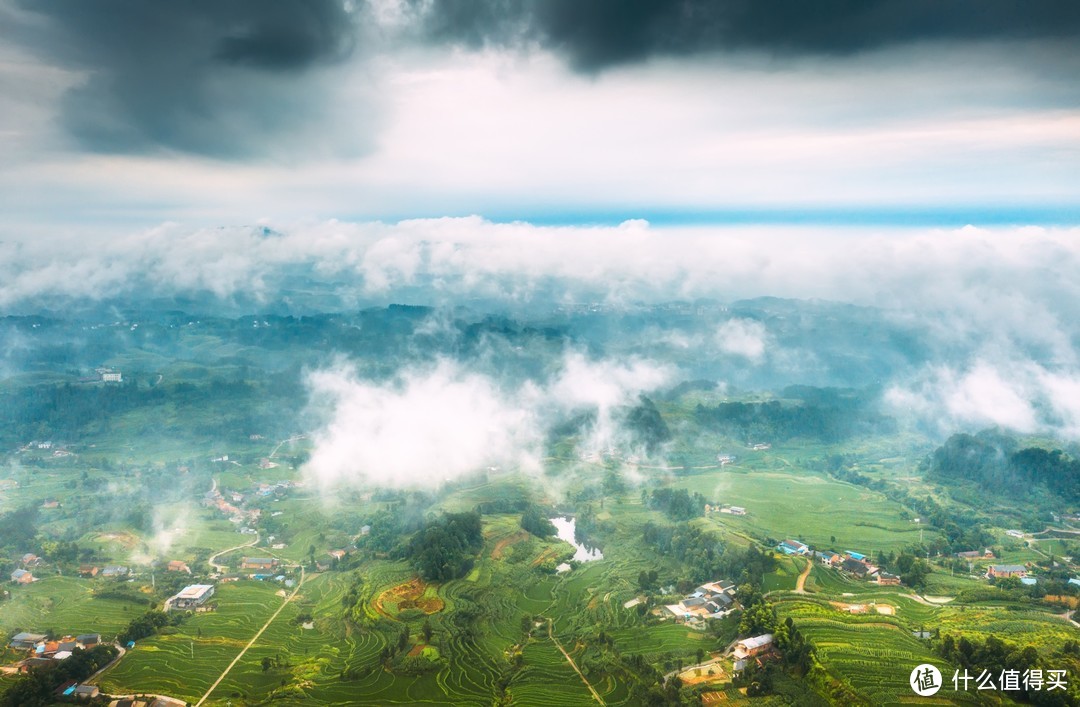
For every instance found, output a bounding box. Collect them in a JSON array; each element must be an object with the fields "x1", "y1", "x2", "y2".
[
  {"x1": 211, "y1": 556, "x2": 296, "y2": 586},
  {"x1": 662, "y1": 580, "x2": 737, "y2": 625},
  {"x1": 78, "y1": 565, "x2": 129, "y2": 578},
  {"x1": 206, "y1": 479, "x2": 301, "y2": 525},
  {"x1": 7, "y1": 632, "x2": 102, "y2": 673},
  {"x1": 10, "y1": 552, "x2": 43, "y2": 584},
  {"x1": 777, "y1": 540, "x2": 901, "y2": 586},
  {"x1": 204, "y1": 484, "x2": 261, "y2": 525}
]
